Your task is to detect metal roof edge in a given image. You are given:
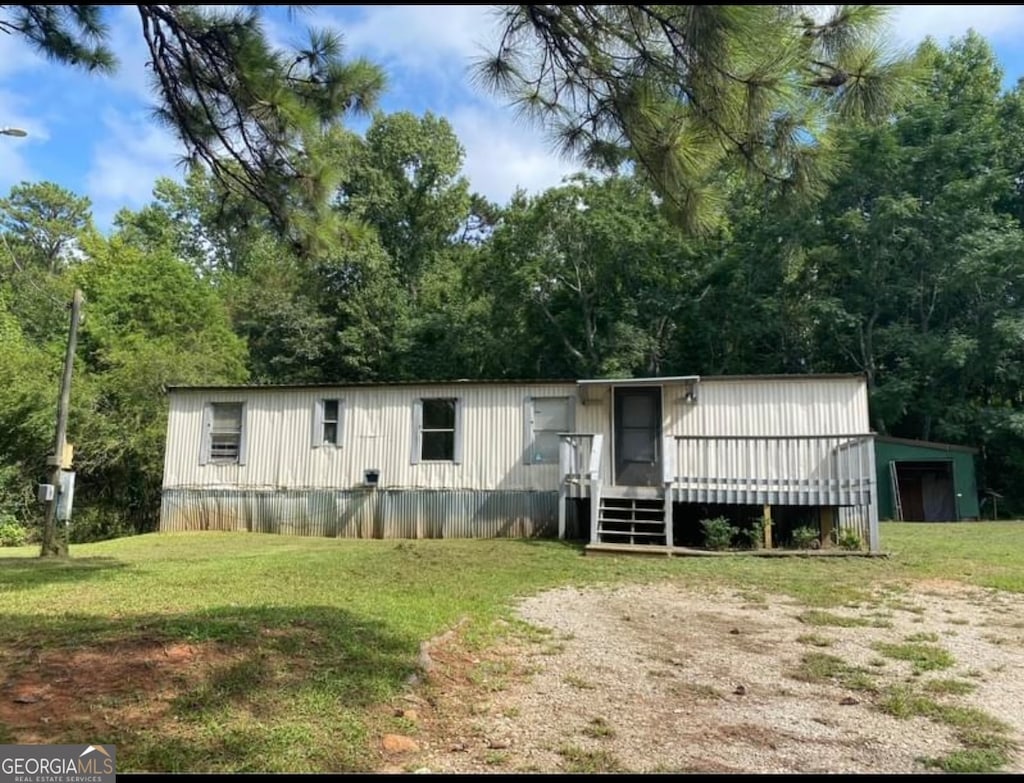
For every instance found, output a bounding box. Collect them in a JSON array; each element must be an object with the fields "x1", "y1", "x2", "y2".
[
  {"x1": 168, "y1": 372, "x2": 867, "y2": 394},
  {"x1": 874, "y1": 435, "x2": 979, "y2": 455},
  {"x1": 699, "y1": 373, "x2": 867, "y2": 382},
  {"x1": 577, "y1": 375, "x2": 700, "y2": 386},
  {"x1": 166, "y1": 379, "x2": 578, "y2": 393}
]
